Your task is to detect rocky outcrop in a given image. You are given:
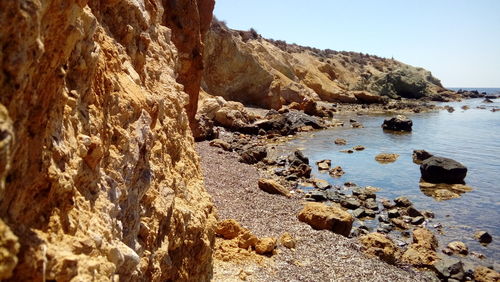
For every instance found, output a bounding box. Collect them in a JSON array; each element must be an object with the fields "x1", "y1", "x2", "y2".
[
  {"x1": 420, "y1": 156, "x2": 468, "y2": 184},
  {"x1": 0, "y1": 1, "x2": 216, "y2": 281},
  {"x1": 201, "y1": 21, "x2": 449, "y2": 110},
  {"x1": 382, "y1": 115, "x2": 413, "y2": 132}
]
